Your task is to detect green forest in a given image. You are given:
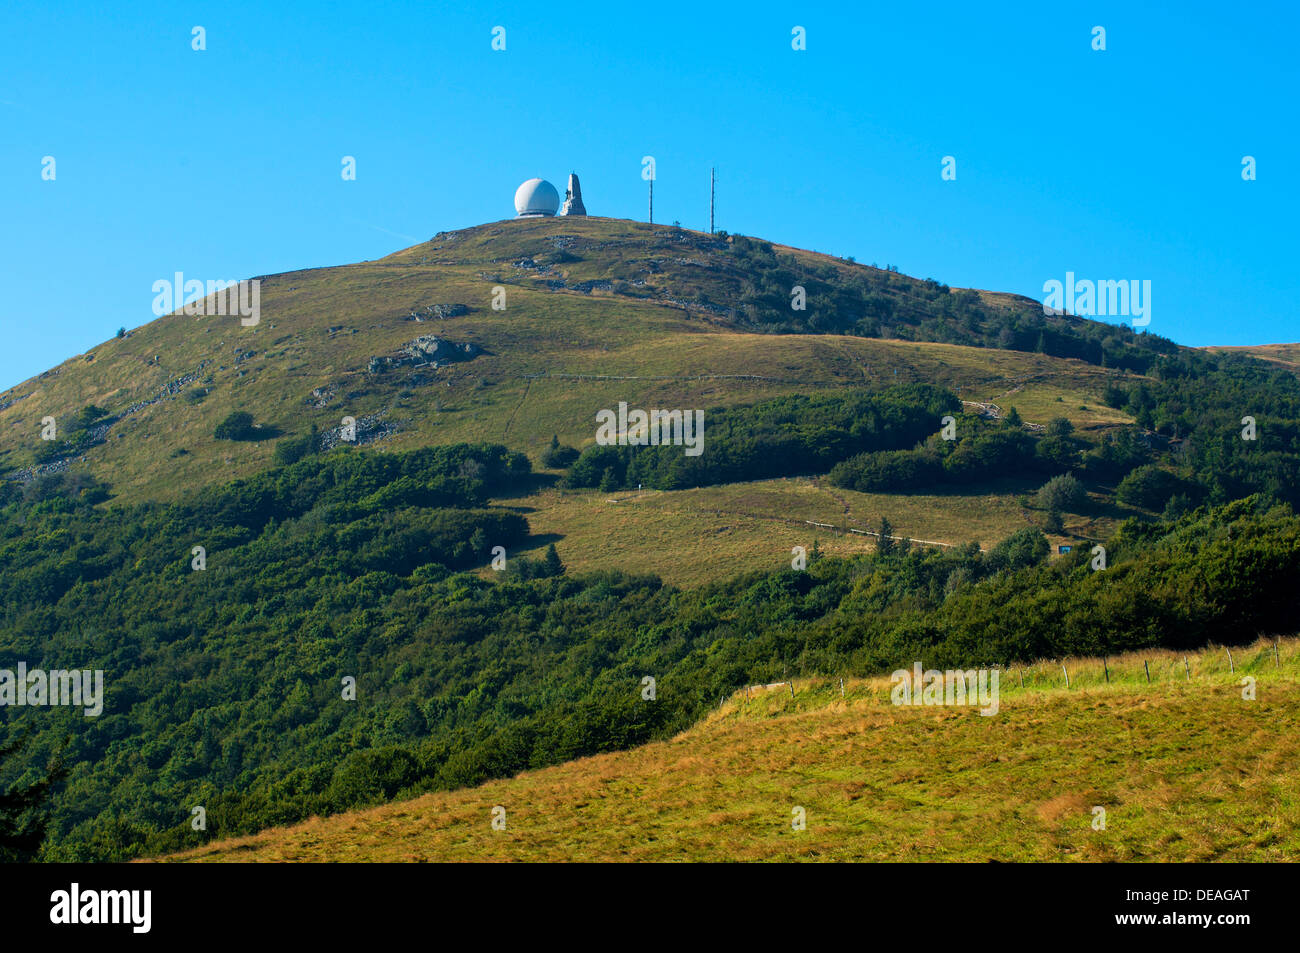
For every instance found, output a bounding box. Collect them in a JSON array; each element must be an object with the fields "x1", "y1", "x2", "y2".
[
  {"x1": 564, "y1": 385, "x2": 959, "y2": 490},
  {"x1": 3, "y1": 426, "x2": 1300, "y2": 859},
  {"x1": 720, "y1": 233, "x2": 1182, "y2": 372}
]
